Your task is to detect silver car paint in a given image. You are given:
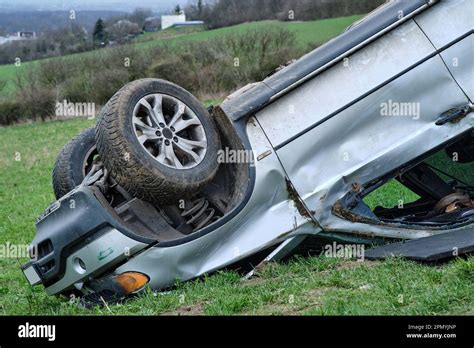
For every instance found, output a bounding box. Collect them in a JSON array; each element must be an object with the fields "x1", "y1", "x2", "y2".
[
  {"x1": 114, "y1": 118, "x2": 319, "y2": 290},
  {"x1": 45, "y1": 228, "x2": 148, "y2": 295},
  {"x1": 414, "y1": 0, "x2": 473, "y2": 49},
  {"x1": 439, "y1": 35, "x2": 474, "y2": 101},
  {"x1": 254, "y1": 0, "x2": 473, "y2": 241},
  {"x1": 256, "y1": 19, "x2": 436, "y2": 147},
  {"x1": 275, "y1": 54, "x2": 470, "y2": 240}
]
